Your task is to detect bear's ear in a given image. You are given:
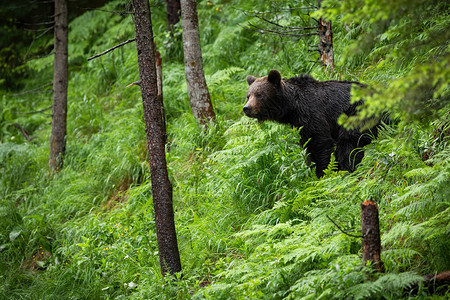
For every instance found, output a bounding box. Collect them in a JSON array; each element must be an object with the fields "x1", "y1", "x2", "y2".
[
  {"x1": 246, "y1": 75, "x2": 256, "y2": 86},
  {"x1": 268, "y1": 70, "x2": 281, "y2": 85}
]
